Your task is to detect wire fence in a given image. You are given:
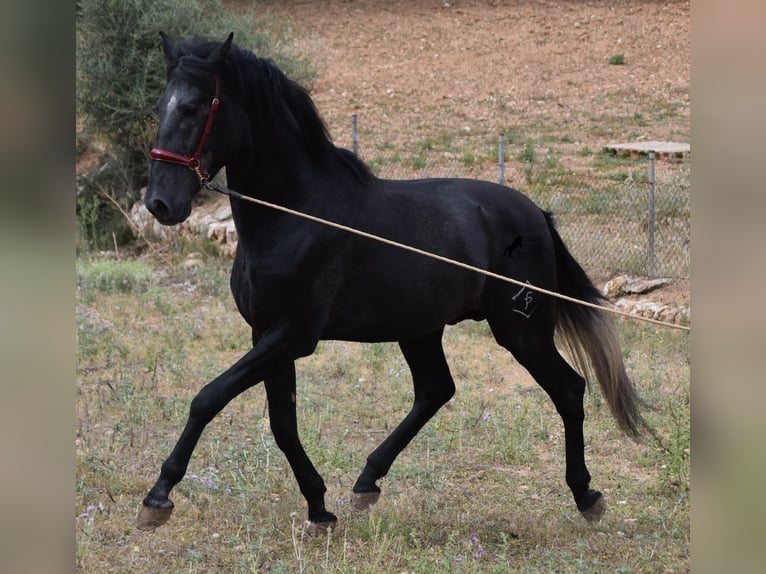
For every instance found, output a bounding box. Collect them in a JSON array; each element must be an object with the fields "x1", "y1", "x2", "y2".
[{"x1": 348, "y1": 116, "x2": 689, "y2": 279}]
